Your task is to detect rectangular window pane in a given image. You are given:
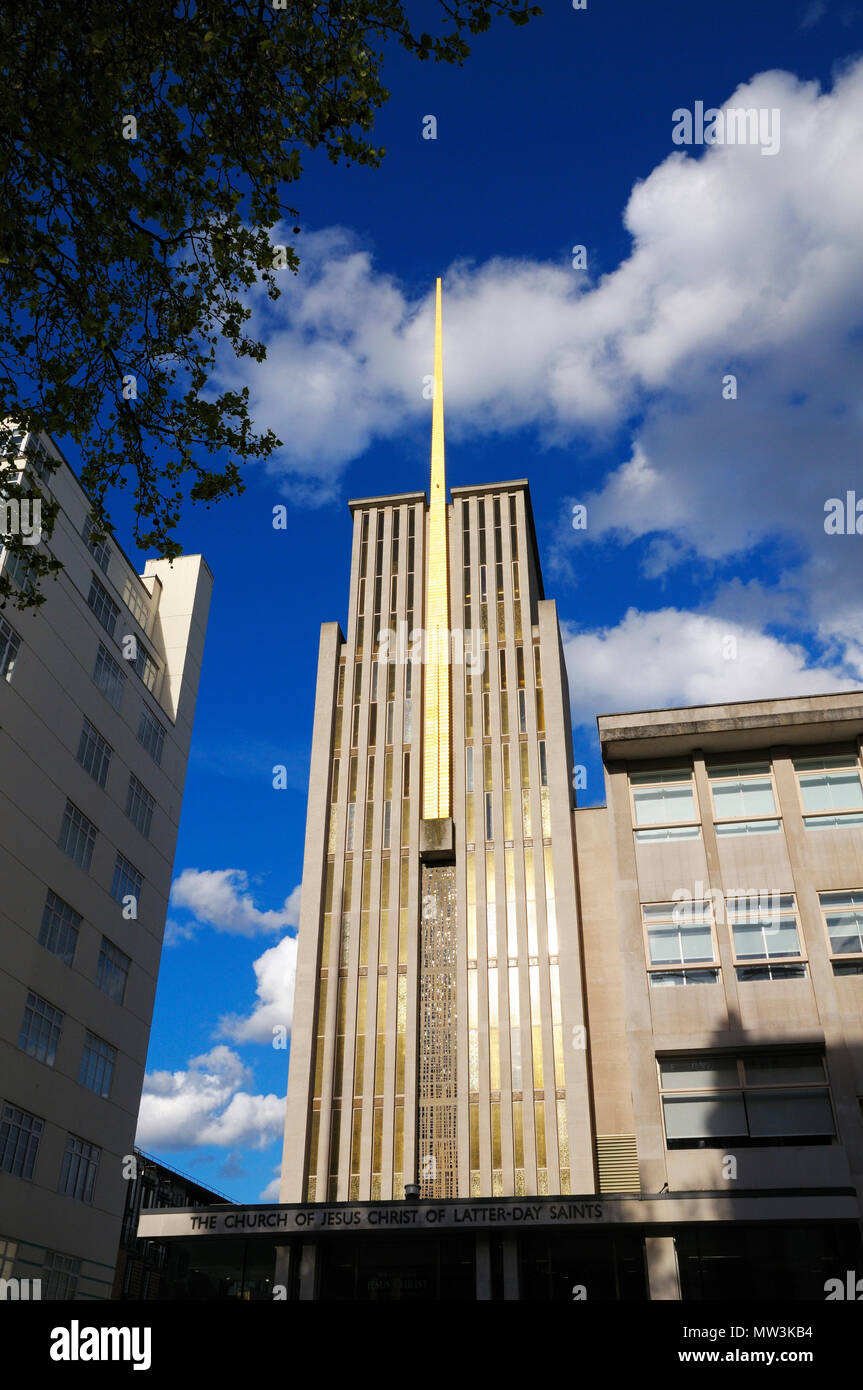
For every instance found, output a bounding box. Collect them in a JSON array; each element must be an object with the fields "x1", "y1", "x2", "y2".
[
  {"x1": 111, "y1": 853, "x2": 143, "y2": 908},
  {"x1": 635, "y1": 825, "x2": 701, "y2": 842},
  {"x1": 728, "y1": 899, "x2": 801, "y2": 961},
  {"x1": 742, "y1": 1052, "x2": 825, "y2": 1086},
  {"x1": 125, "y1": 773, "x2": 155, "y2": 837},
  {"x1": 712, "y1": 778, "x2": 776, "y2": 819},
  {"x1": 633, "y1": 785, "x2": 696, "y2": 825},
  {"x1": 663, "y1": 1094, "x2": 747, "y2": 1140},
  {"x1": 82, "y1": 515, "x2": 111, "y2": 573},
  {"x1": 708, "y1": 762, "x2": 772, "y2": 779},
  {"x1": 659, "y1": 1056, "x2": 739, "y2": 1090},
  {"x1": 79, "y1": 1032, "x2": 116, "y2": 1098},
  {"x1": 59, "y1": 1134, "x2": 100, "y2": 1203},
  {"x1": 647, "y1": 926, "x2": 714, "y2": 965},
  {"x1": 798, "y1": 770, "x2": 863, "y2": 812},
  {"x1": 745, "y1": 1090, "x2": 834, "y2": 1137},
  {"x1": 737, "y1": 964, "x2": 807, "y2": 982},
  {"x1": 630, "y1": 769, "x2": 693, "y2": 784},
  {"x1": 715, "y1": 819, "x2": 780, "y2": 836},
  {"x1": 804, "y1": 812, "x2": 863, "y2": 830},
  {"x1": 87, "y1": 574, "x2": 119, "y2": 636},
  {"x1": 650, "y1": 969, "x2": 719, "y2": 987},
  {"x1": 122, "y1": 576, "x2": 151, "y2": 630},
  {"x1": 58, "y1": 799, "x2": 97, "y2": 871},
  {"x1": 19, "y1": 991, "x2": 64, "y2": 1065},
  {"x1": 39, "y1": 891, "x2": 81, "y2": 966},
  {"x1": 2, "y1": 546, "x2": 35, "y2": 594},
  {"x1": 659, "y1": 1050, "x2": 834, "y2": 1145},
  {"x1": 0, "y1": 613, "x2": 21, "y2": 679},
  {"x1": 42, "y1": 1251, "x2": 81, "y2": 1300},
  {"x1": 131, "y1": 640, "x2": 159, "y2": 691},
  {"x1": 732, "y1": 919, "x2": 801, "y2": 959},
  {"x1": 820, "y1": 892, "x2": 863, "y2": 954},
  {"x1": 644, "y1": 903, "x2": 714, "y2": 966},
  {"x1": 76, "y1": 717, "x2": 113, "y2": 788},
  {"x1": 137, "y1": 705, "x2": 166, "y2": 764},
  {"x1": 0, "y1": 1104, "x2": 44, "y2": 1179},
  {"x1": 794, "y1": 754, "x2": 859, "y2": 770},
  {"x1": 93, "y1": 642, "x2": 125, "y2": 710},
  {"x1": 97, "y1": 938, "x2": 130, "y2": 1005},
  {"x1": 643, "y1": 901, "x2": 712, "y2": 924}
]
